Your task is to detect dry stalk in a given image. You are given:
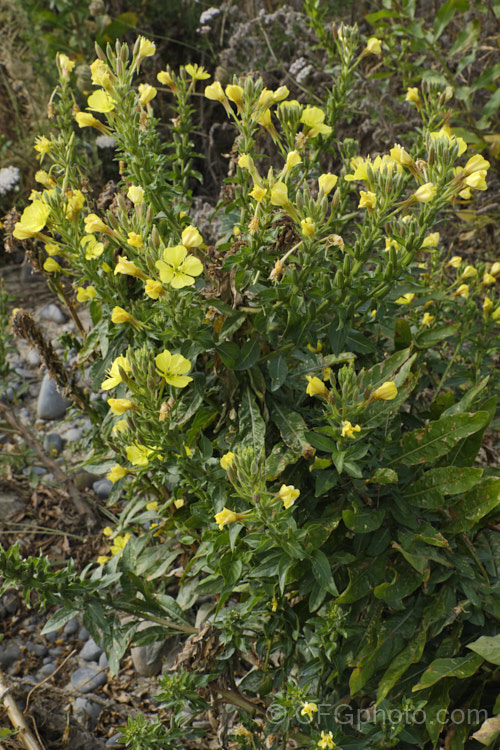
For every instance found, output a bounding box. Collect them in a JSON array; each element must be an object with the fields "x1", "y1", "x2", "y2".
[{"x1": 0, "y1": 673, "x2": 45, "y2": 750}]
